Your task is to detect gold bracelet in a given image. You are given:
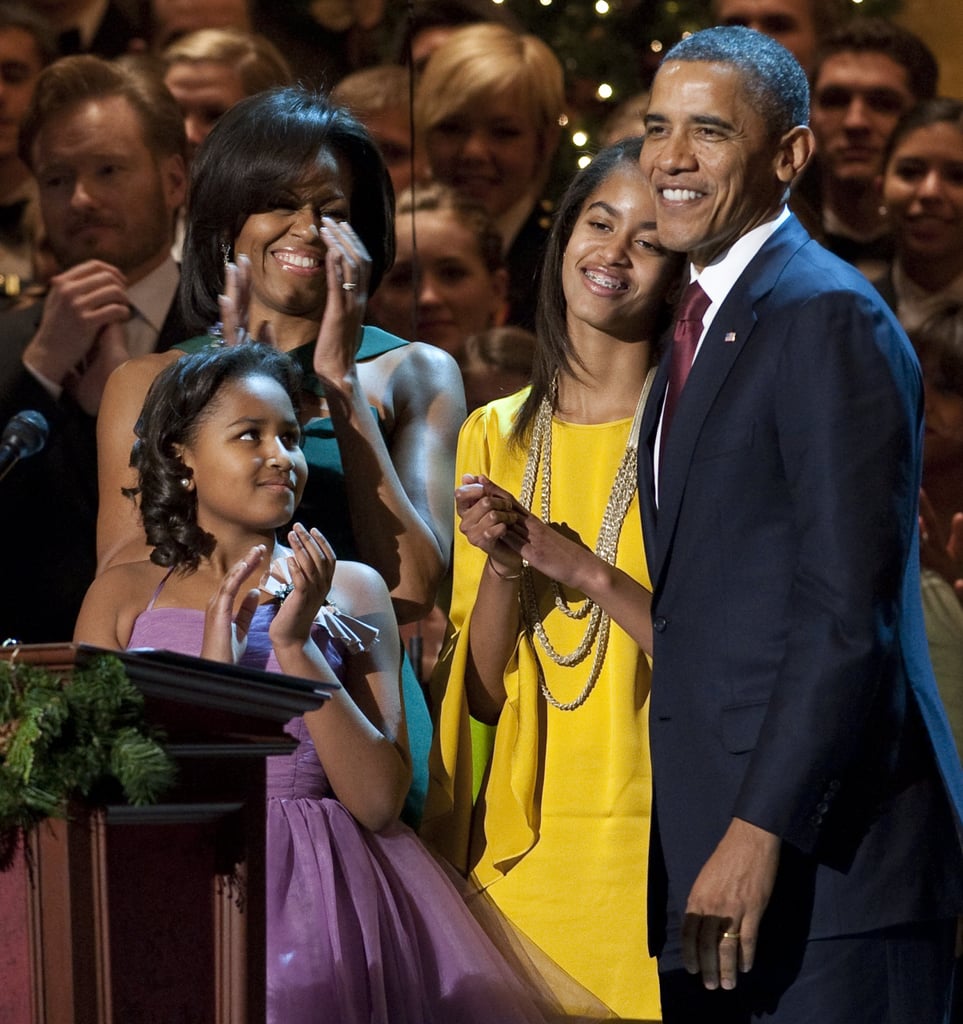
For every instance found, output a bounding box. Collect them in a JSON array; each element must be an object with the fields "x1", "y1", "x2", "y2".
[{"x1": 487, "y1": 555, "x2": 521, "y2": 581}]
